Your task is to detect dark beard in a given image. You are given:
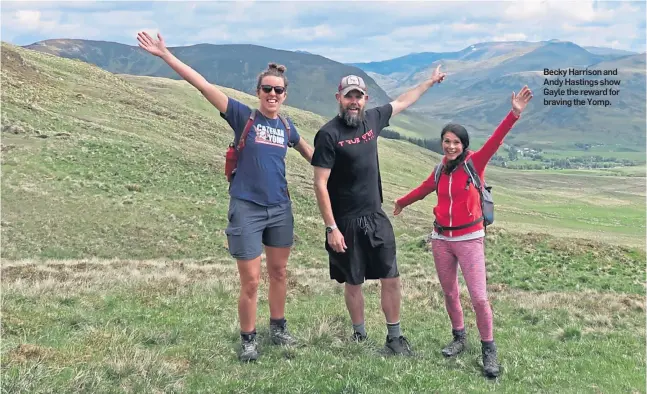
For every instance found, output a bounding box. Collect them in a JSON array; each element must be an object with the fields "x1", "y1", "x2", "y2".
[{"x1": 340, "y1": 104, "x2": 365, "y2": 127}]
